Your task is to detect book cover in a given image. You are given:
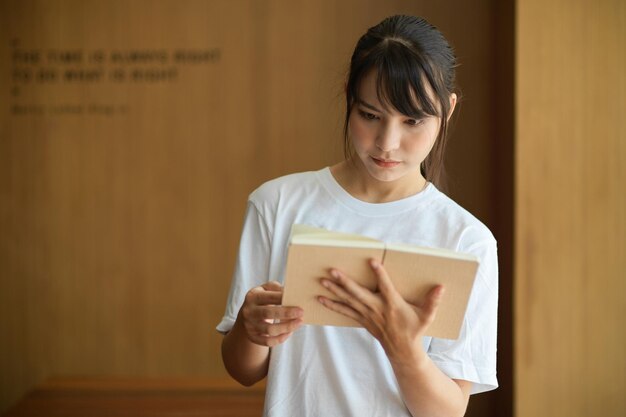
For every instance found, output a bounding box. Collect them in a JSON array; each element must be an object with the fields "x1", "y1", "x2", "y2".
[{"x1": 282, "y1": 224, "x2": 479, "y2": 339}]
